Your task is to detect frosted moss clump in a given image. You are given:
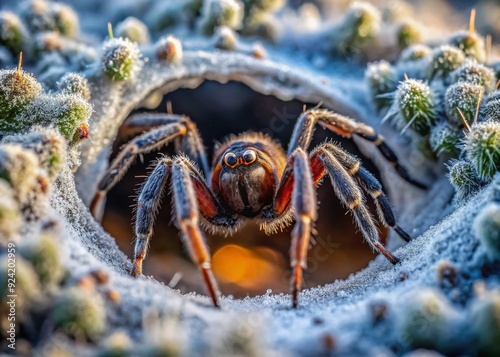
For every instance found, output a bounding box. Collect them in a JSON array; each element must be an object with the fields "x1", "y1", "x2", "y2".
[
  {"x1": 0, "y1": 144, "x2": 41, "y2": 204},
  {"x1": 115, "y1": 17, "x2": 150, "y2": 45},
  {"x1": 469, "y1": 290, "x2": 500, "y2": 356},
  {"x1": 450, "y1": 61, "x2": 496, "y2": 93},
  {"x1": 99, "y1": 332, "x2": 133, "y2": 357},
  {"x1": 0, "y1": 68, "x2": 43, "y2": 129},
  {"x1": 18, "y1": 0, "x2": 79, "y2": 37},
  {"x1": 399, "y1": 44, "x2": 431, "y2": 62},
  {"x1": 0, "y1": 12, "x2": 28, "y2": 56},
  {"x1": 20, "y1": 230, "x2": 63, "y2": 286},
  {"x1": 0, "y1": 180, "x2": 21, "y2": 239},
  {"x1": 101, "y1": 38, "x2": 141, "y2": 81},
  {"x1": 385, "y1": 79, "x2": 436, "y2": 135},
  {"x1": 447, "y1": 159, "x2": 485, "y2": 200},
  {"x1": 20, "y1": 93, "x2": 92, "y2": 145},
  {"x1": 330, "y1": 1, "x2": 381, "y2": 56},
  {"x1": 425, "y1": 45, "x2": 465, "y2": 80},
  {"x1": 2, "y1": 128, "x2": 67, "y2": 179},
  {"x1": 444, "y1": 82, "x2": 482, "y2": 127},
  {"x1": 473, "y1": 203, "x2": 500, "y2": 261},
  {"x1": 239, "y1": 0, "x2": 284, "y2": 39},
  {"x1": 214, "y1": 26, "x2": 238, "y2": 51},
  {"x1": 429, "y1": 122, "x2": 461, "y2": 156},
  {"x1": 0, "y1": 257, "x2": 41, "y2": 316},
  {"x1": 365, "y1": 60, "x2": 396, "y2": 113},
  {"x1": 200, "y1": 0, "x2": 244, "y2": 35},
  {"x1": 57, "y1": 72, "x2": 91, "y2": 100},
  {"x1": 399, "y1": 289, "x2": 460, "y2": 353},
  {"x1": 18, "y1": 0, "x2": 56, "y2": 34},
  {"x1": 155, "y1": 35, "x2": 183, "y2": 64},
  {"x1": 484, "y1": 95, "x2": 500, "y2": 122},
  {"x1": 448, "y1": 30, "x2": 486, "y2": 63},
  {"x1": 396, "y1": 20, "x2": 422, "y2": 49},
  {"x1": 463, "y1": 121, "x2": 500, "y2": 179},
  {"x1": 52, "y1": 2, "x2": 79, "y2": 38},
  {"x1": 52, "y1": 287, "x2": 106, "y2": 341}
]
